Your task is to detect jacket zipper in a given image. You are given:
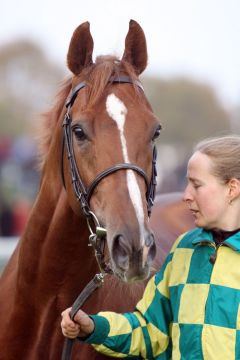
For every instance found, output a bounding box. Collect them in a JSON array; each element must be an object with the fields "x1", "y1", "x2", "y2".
[
  {"x1": 209, "y1": 243, "x2": 223, "y2": 264},
  {"x1": 201, "y1": 241, "x2": 237, "y2": 264},
  {"x1": 197, "y1": 240, "x2": 237, "y2": 264}
]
